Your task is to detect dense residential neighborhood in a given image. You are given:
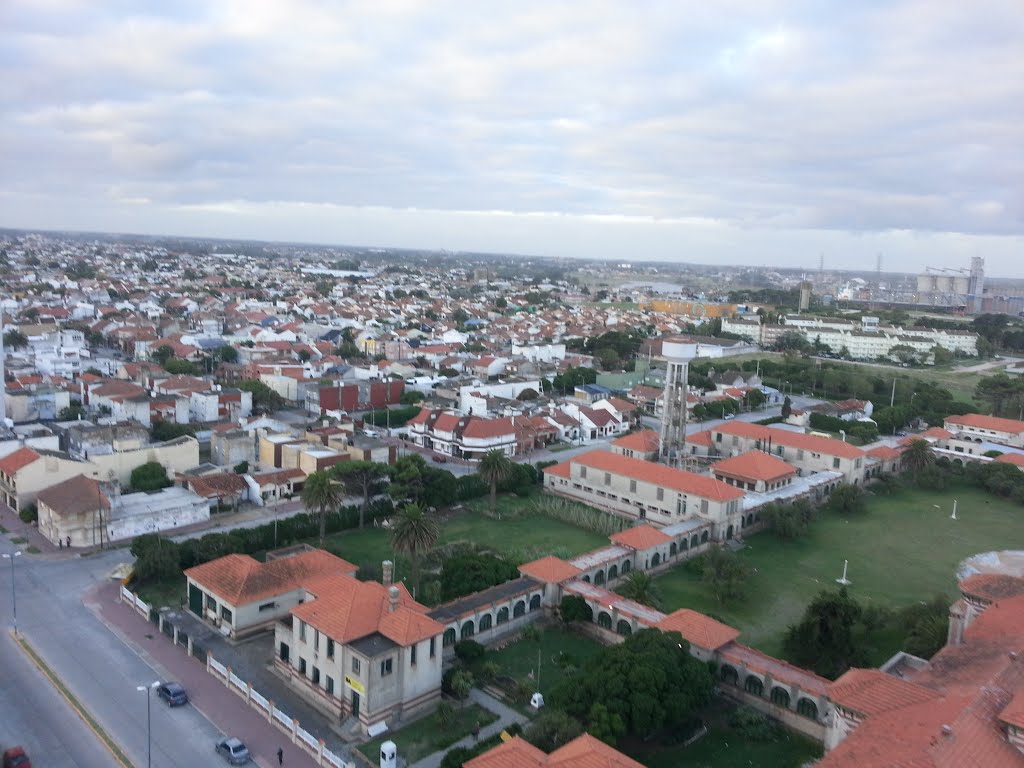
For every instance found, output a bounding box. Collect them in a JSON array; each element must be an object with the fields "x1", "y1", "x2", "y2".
[{"x1": 3, "y1": 232, "x2": 1024, "y2": 768}]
